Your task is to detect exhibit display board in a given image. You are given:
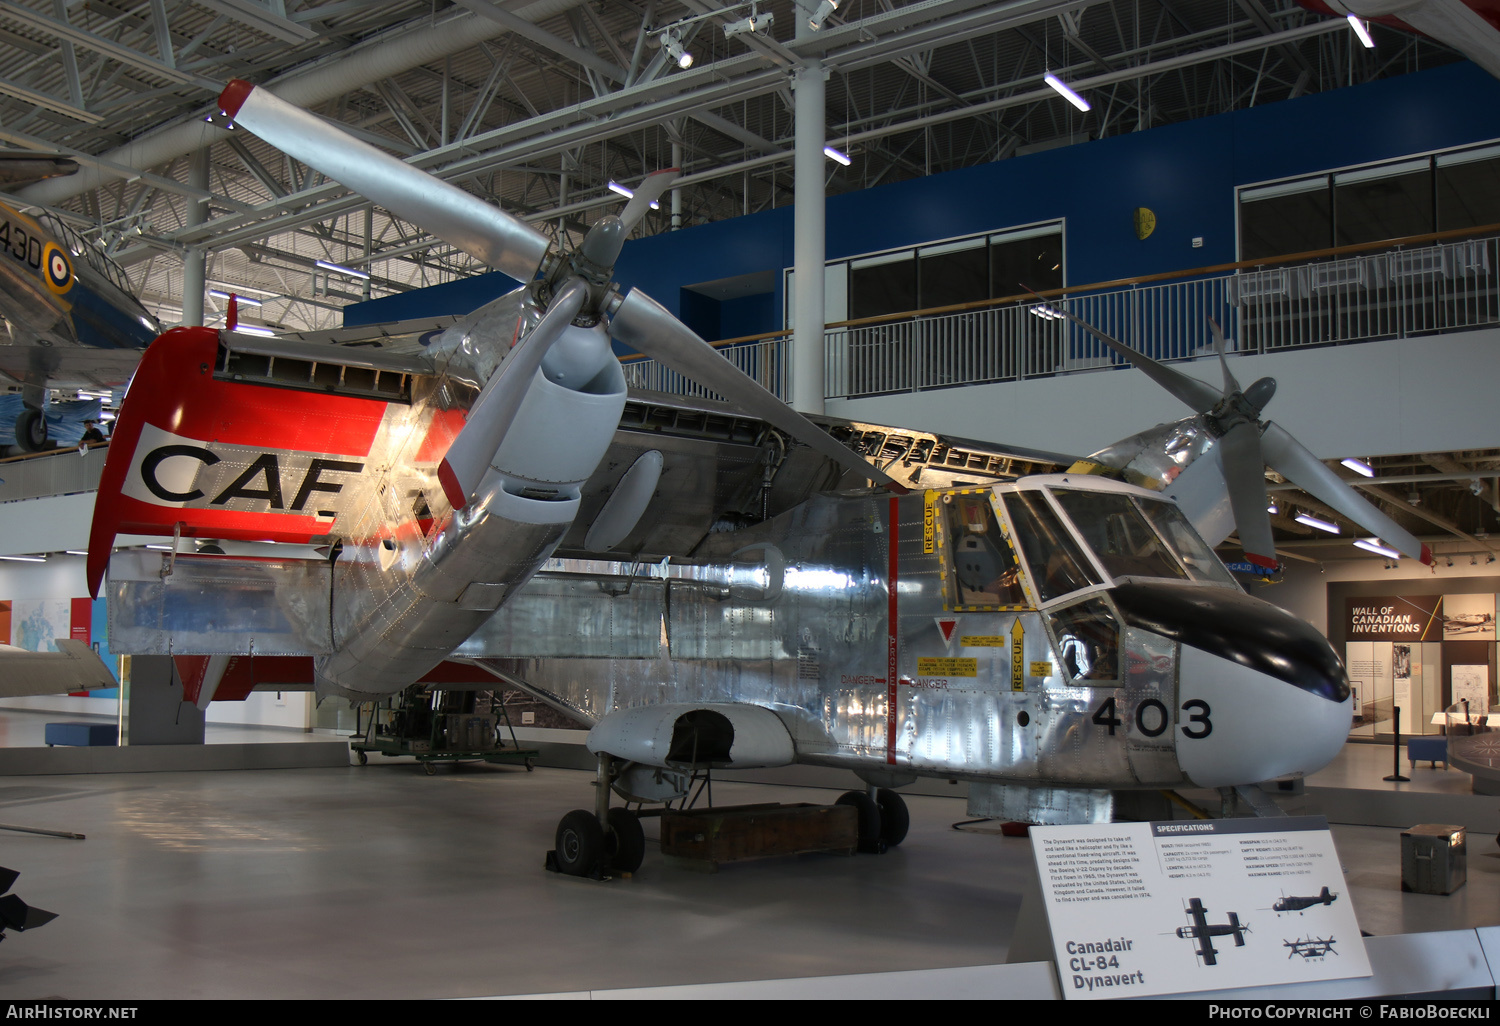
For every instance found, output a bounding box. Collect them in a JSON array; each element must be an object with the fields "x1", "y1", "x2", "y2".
[
  {"x1": 1031, "y1": 816, "x2": 1370, "y2": 999},
  {"x1": 1343, "y1": 592, "x2": 1498, "y2": 737}
]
